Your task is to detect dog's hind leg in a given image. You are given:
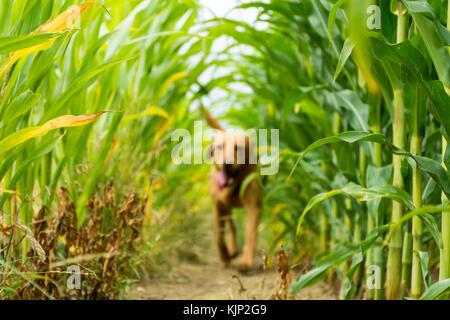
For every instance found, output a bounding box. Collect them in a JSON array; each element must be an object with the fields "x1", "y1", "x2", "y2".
[
  {"x1": 239, "y1": 191, "x2": 262, "y2": 269},
  {"x1": 214, "y1": 204, "x2": 231, "y2": 267}
]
